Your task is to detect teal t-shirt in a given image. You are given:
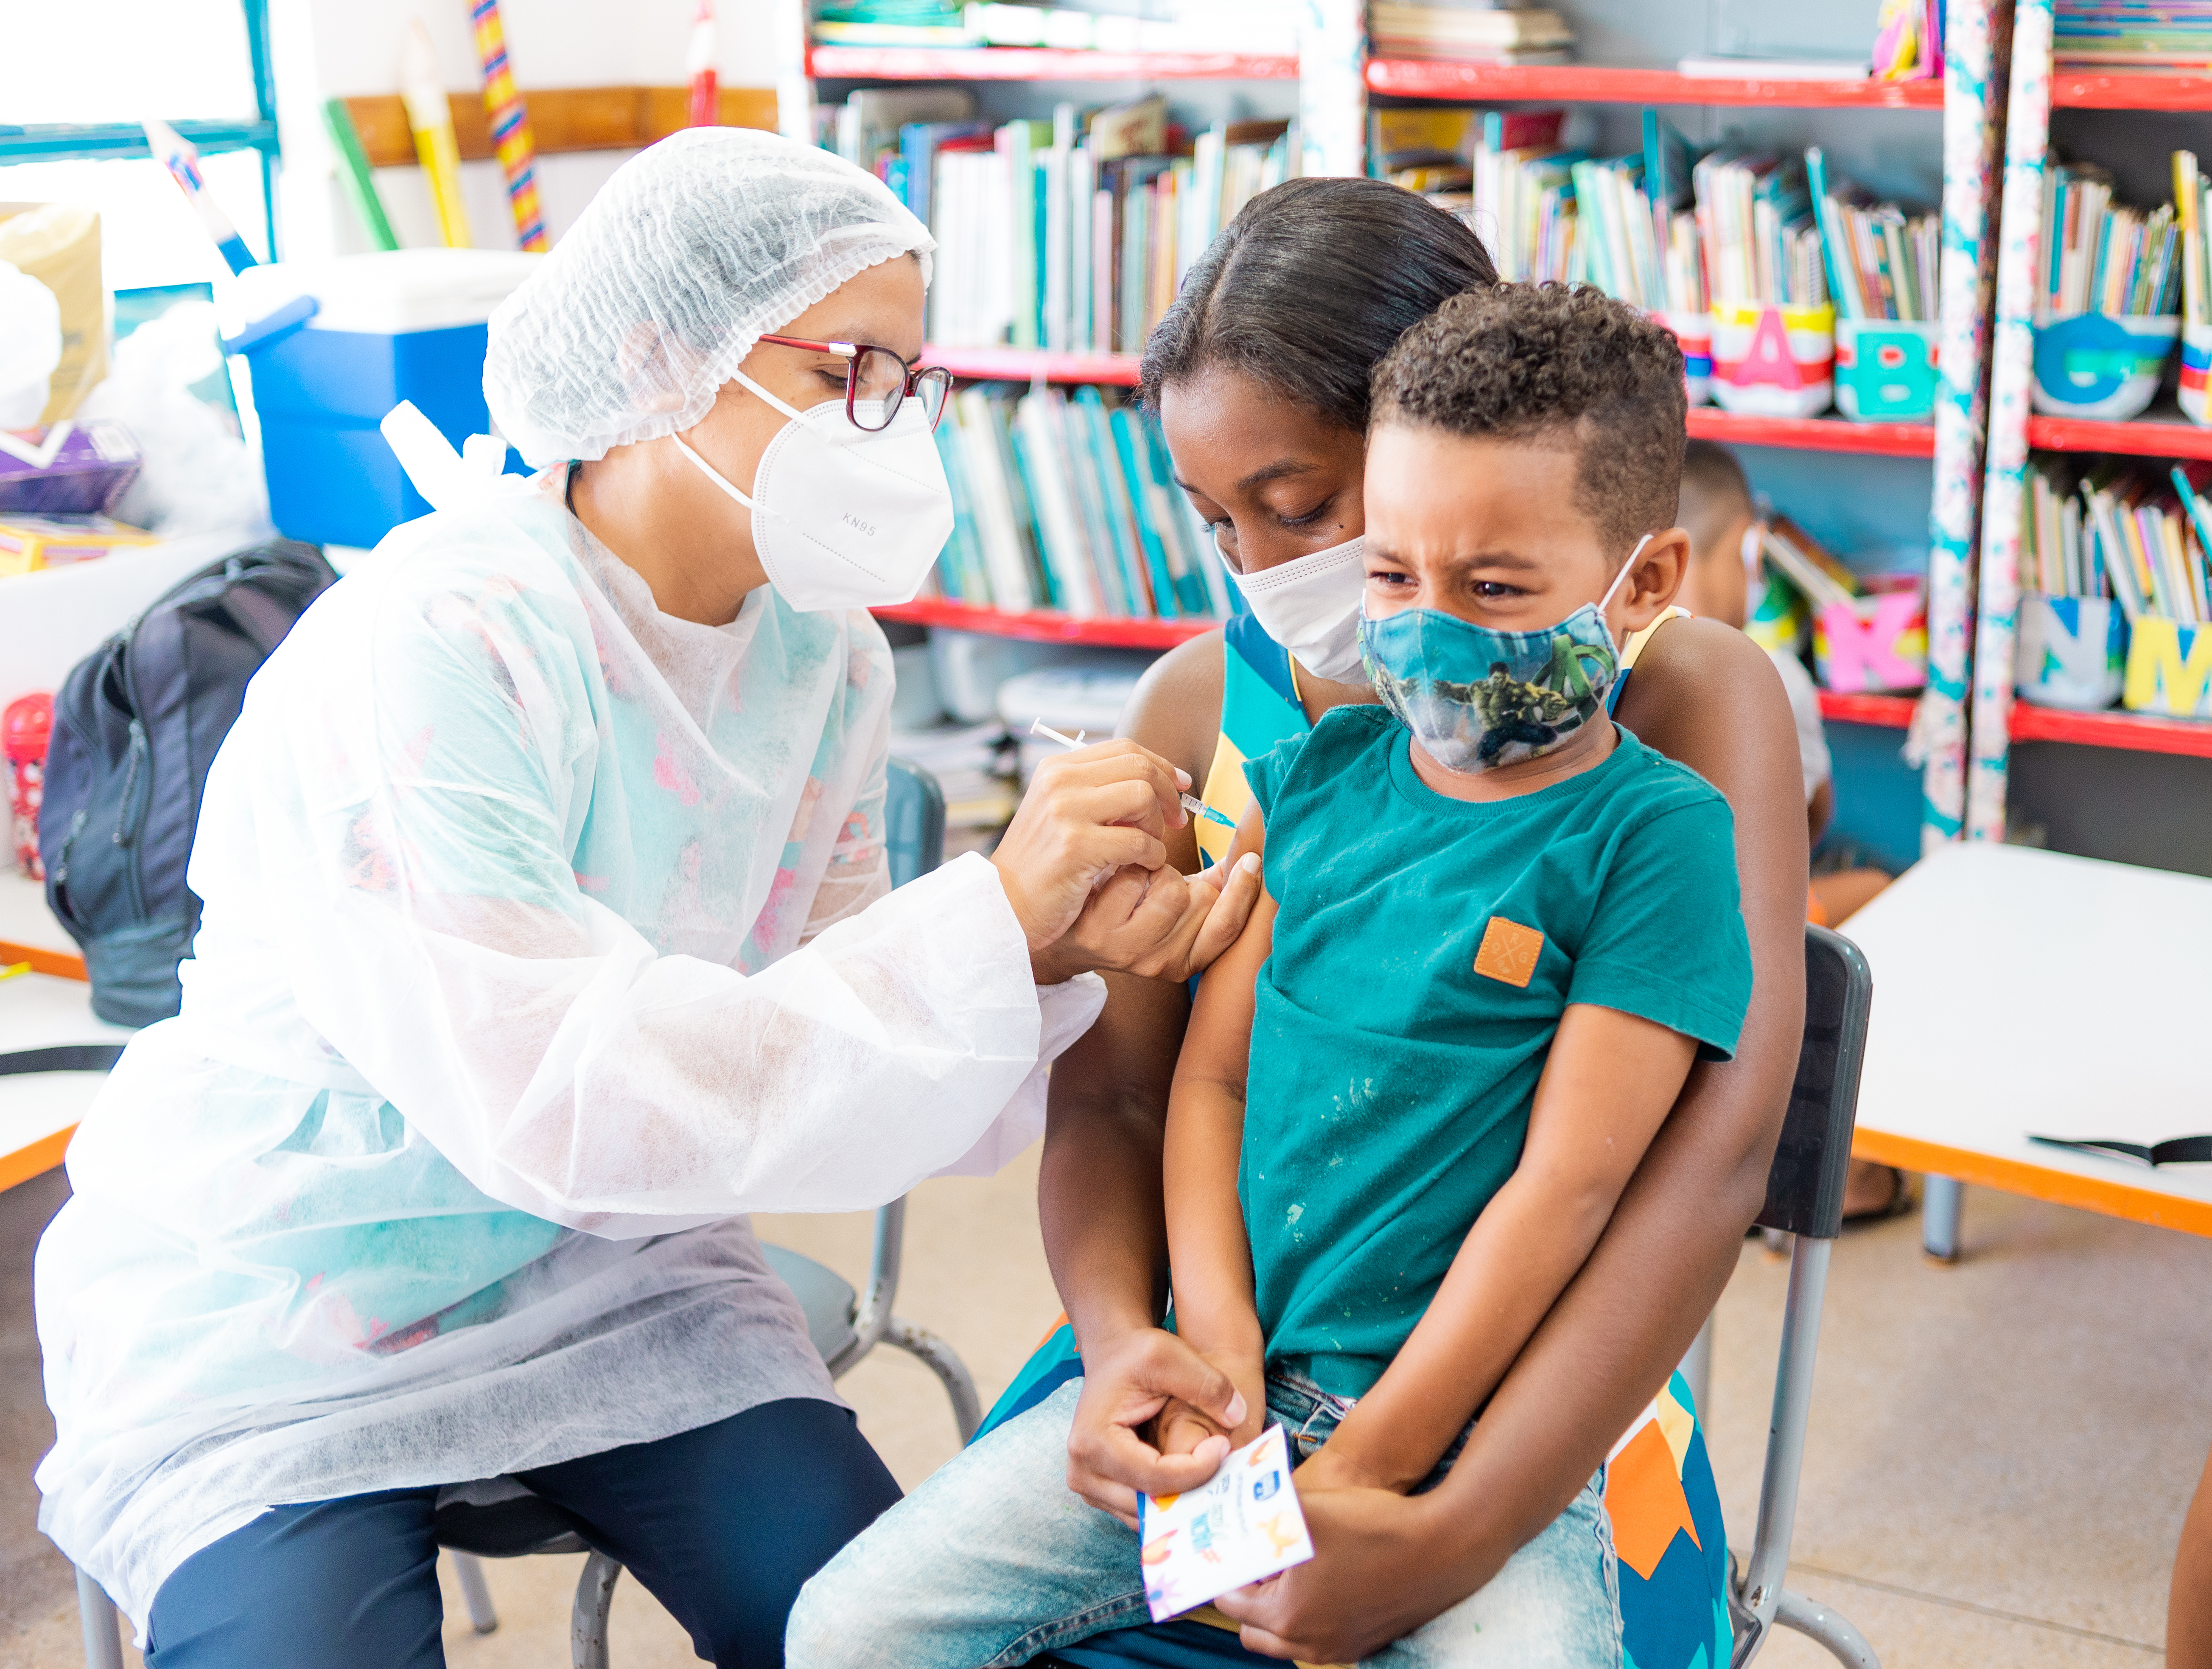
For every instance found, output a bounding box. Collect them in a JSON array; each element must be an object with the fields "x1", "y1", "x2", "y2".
[{"x1": 1240, "y1": 705, "x2": 1753, "y2": 1399}]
